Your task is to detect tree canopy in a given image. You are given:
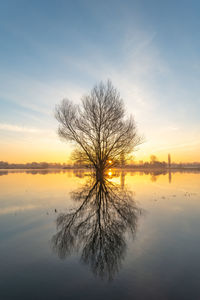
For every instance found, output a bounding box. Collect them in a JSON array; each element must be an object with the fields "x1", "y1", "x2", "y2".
[{"x1": 55, "y1": 80, "x2": 142, "y2": 173}]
